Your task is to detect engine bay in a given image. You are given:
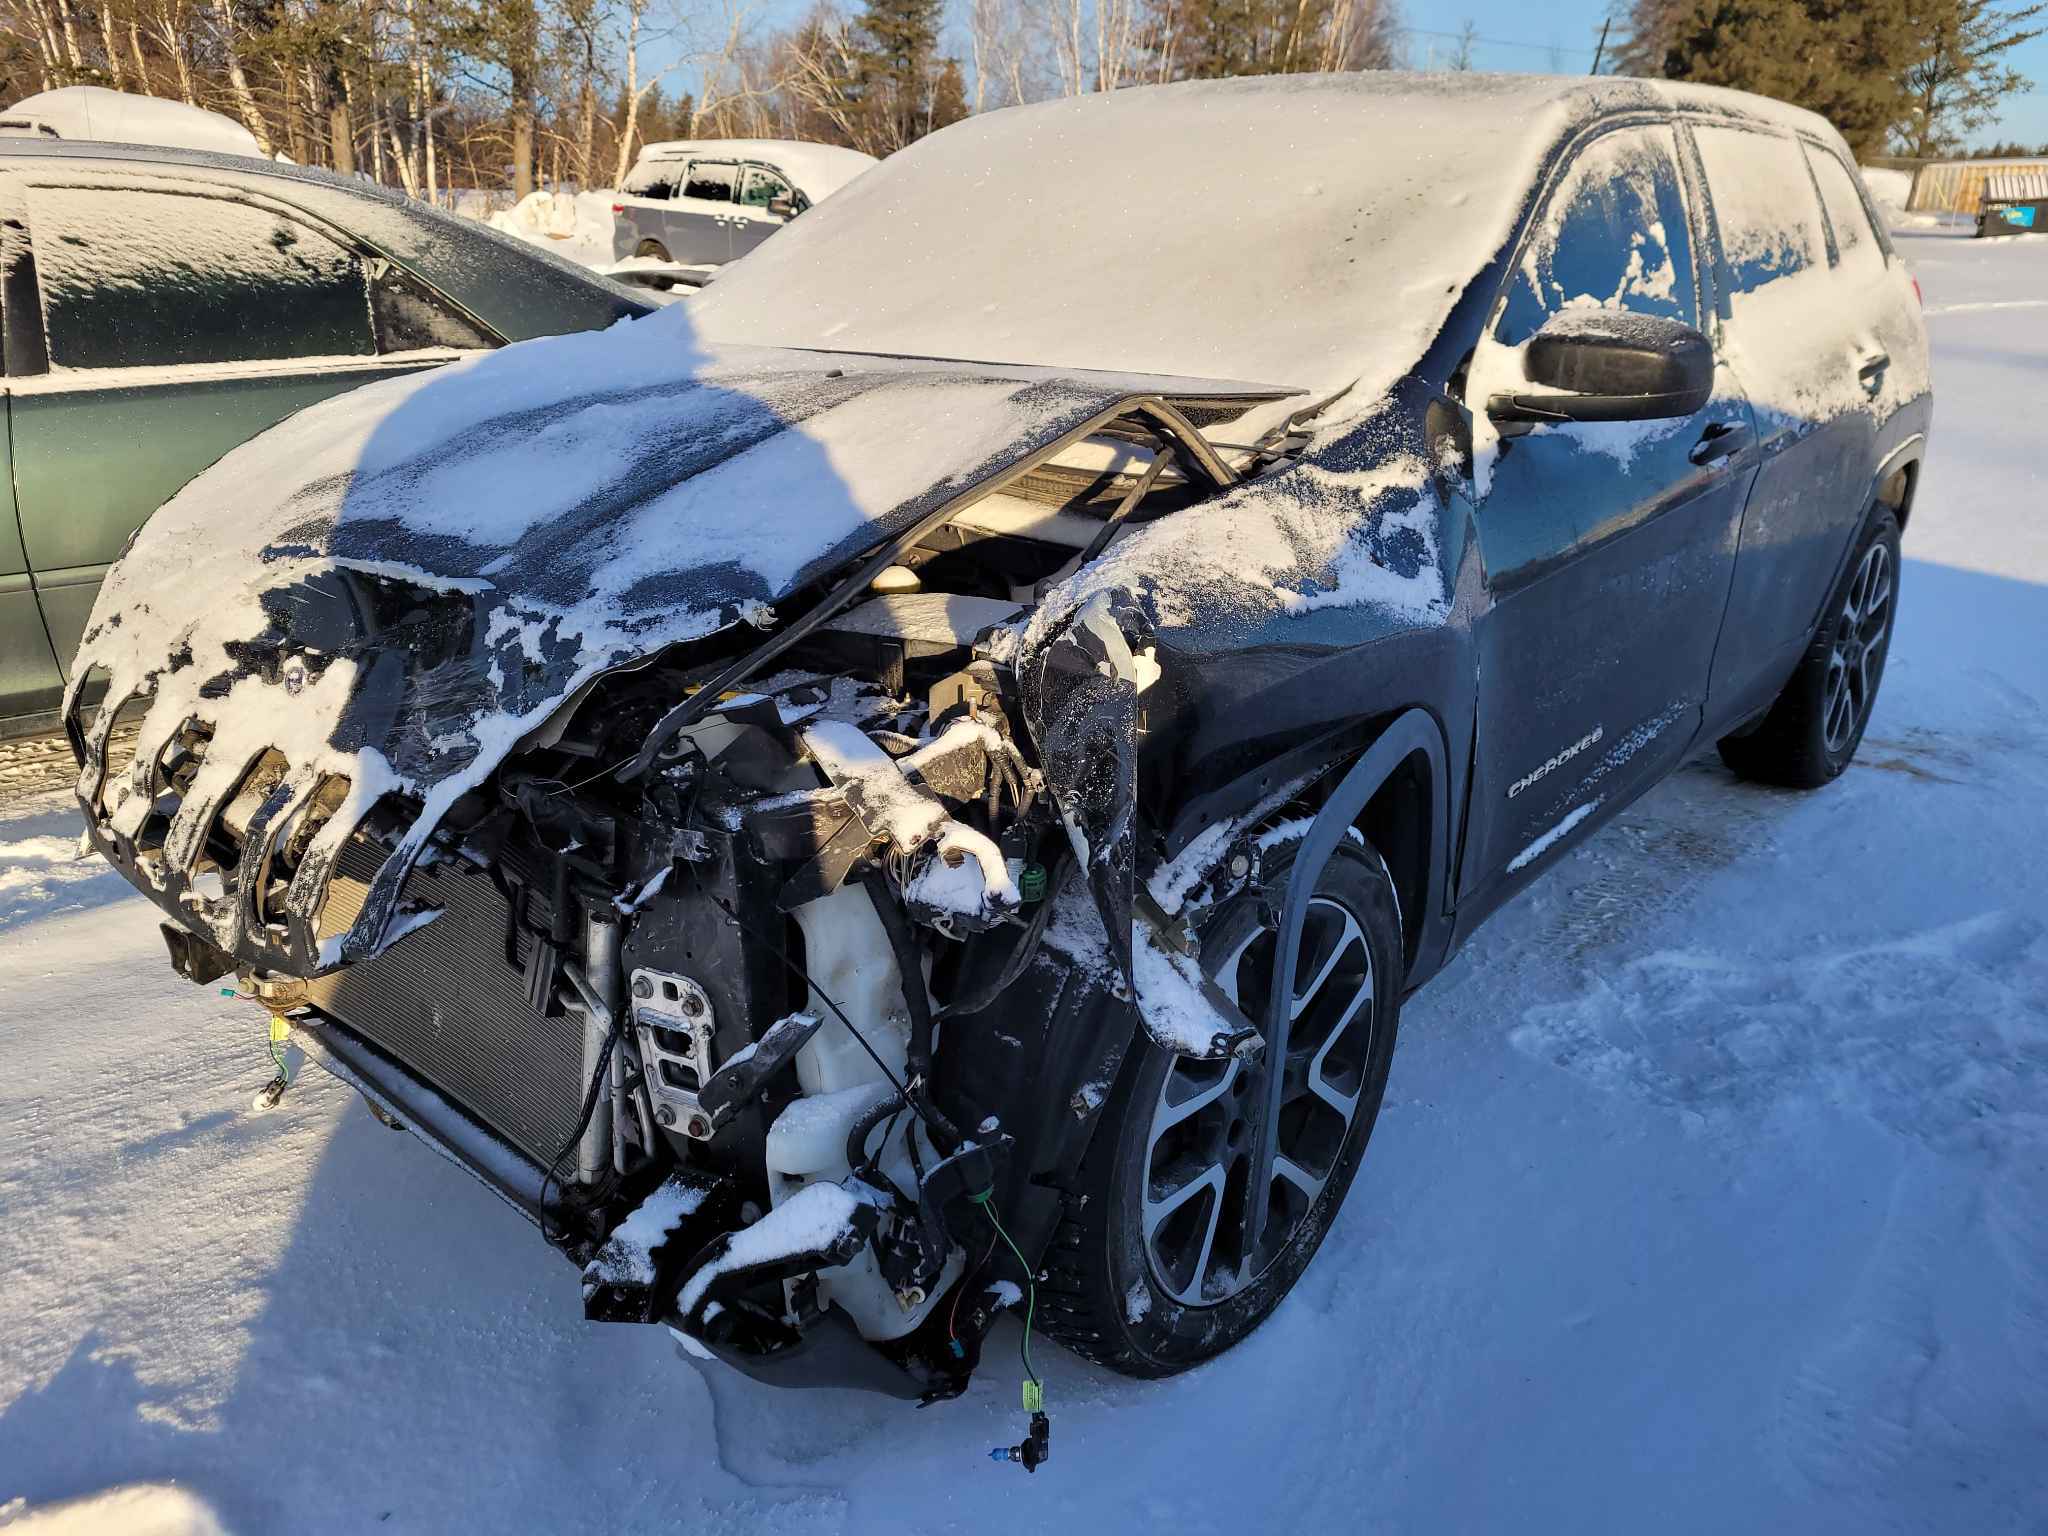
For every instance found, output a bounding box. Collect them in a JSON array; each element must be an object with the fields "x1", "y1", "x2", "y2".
[{"x1": 78, "y1": 388, "x2": 1306, "y2": 1425}]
